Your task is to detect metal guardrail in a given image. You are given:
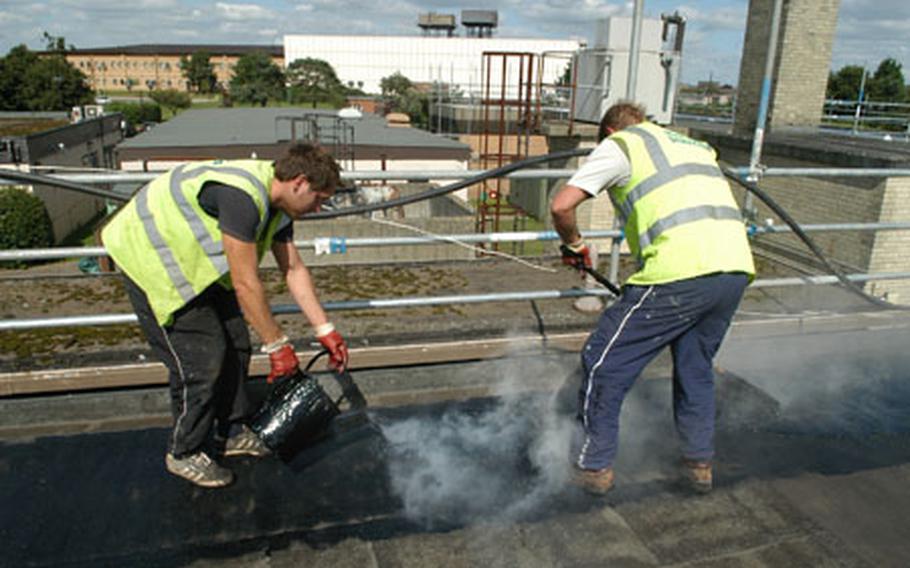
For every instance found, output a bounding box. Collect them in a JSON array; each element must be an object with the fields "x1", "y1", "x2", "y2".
[
  {"x1": 5, "y1": 223, "x2": 910, "y2": 262},
  {"x1": 3, "y1": 167, "x2": 910, "y2": 332},
  {"x1": 2, "y1": 169, "x2": 580, "y2": 185},
  {"x1": 5, "y1": 167, "x2": 910, "y2": 187},
  {"x1": 3, "y1": 271, "x2": 910, "y2": 332}
]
